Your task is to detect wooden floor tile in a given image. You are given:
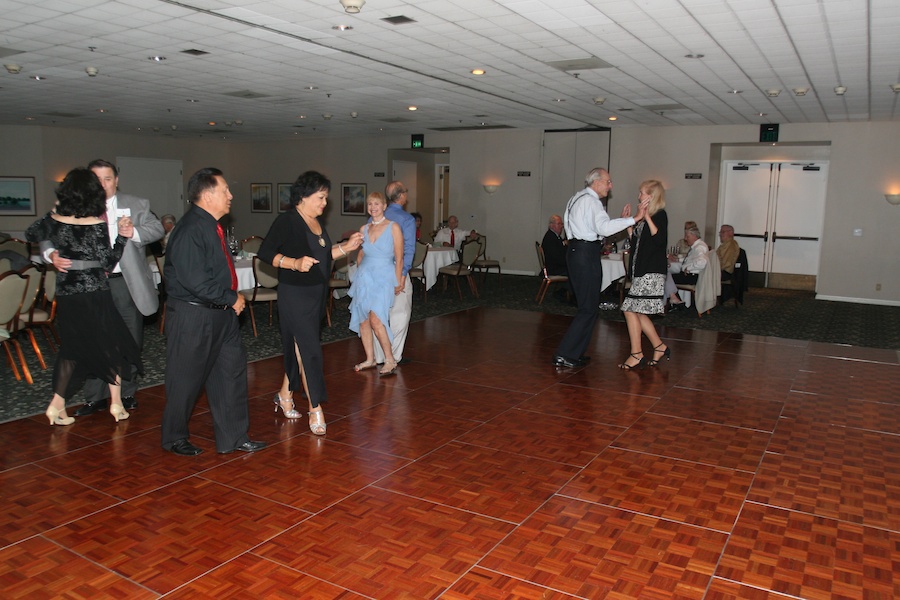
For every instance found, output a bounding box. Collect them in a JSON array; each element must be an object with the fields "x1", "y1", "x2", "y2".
[
  {"x1": 717, "y1": 502, "x2": 900, "y2": 598},
  {"x1": 255, "y1": 487, "x2": 515, "y2": 598},
  {"x1": 781, "y1": 391, "x2": 900, "y2": 435},
  {"x1": 403, "y1": 380, "x2": 532, "y2": 423},
  {"x1": 480, "y1": 497, "x2": 728, "y2": 599},
  {"x1": 561, "y1": 447, "x2": 754, "y2": 532},
  {"x1": 676, "y1": 366, "x2": 794, "y2": 399},
  {"x1": 652, "y1": 387, "x2": 785, "y2": 432},
  {"x1": 443, "y1": 567, "x2": 580, "y2": 599},
  {"x1": 0, "y1": 417, "x2": 96, "y2": 472},
  {"x1": 517, "y1": 384, "x2": 657, "y2": 427}
]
